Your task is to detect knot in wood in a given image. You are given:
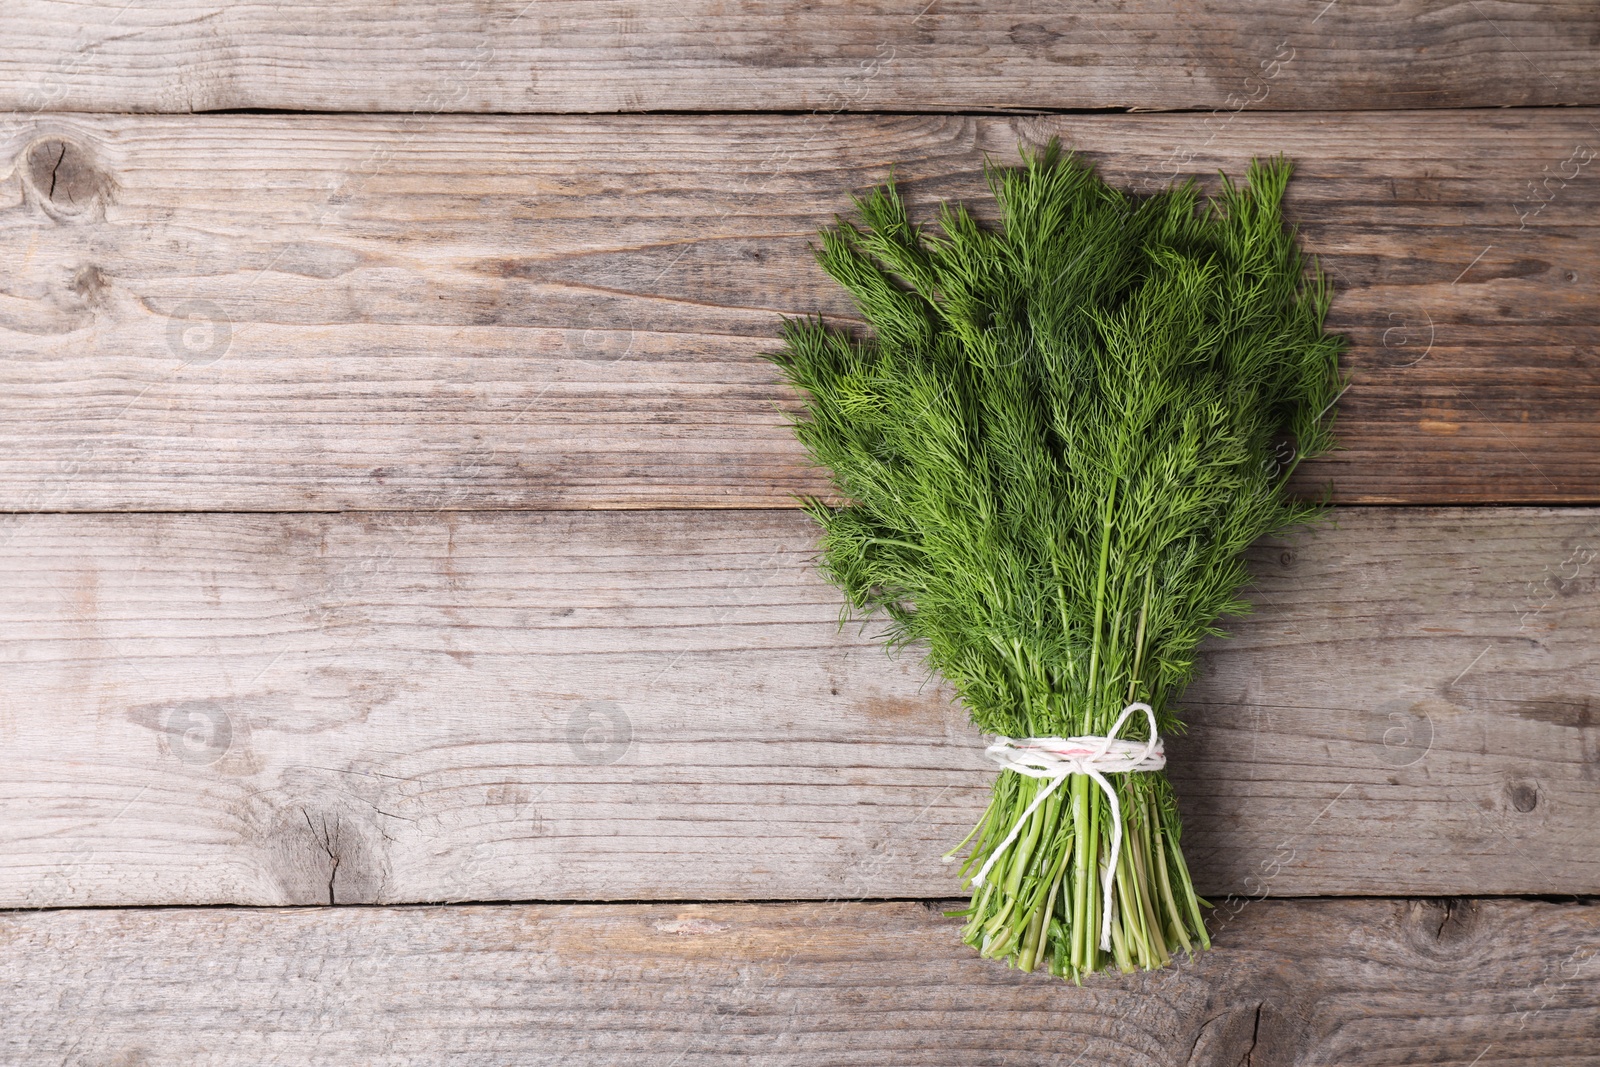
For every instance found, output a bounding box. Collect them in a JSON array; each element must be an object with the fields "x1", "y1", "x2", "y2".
[{"x1": 22, "y1": 137, "x2": 113, "y2": 220}]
